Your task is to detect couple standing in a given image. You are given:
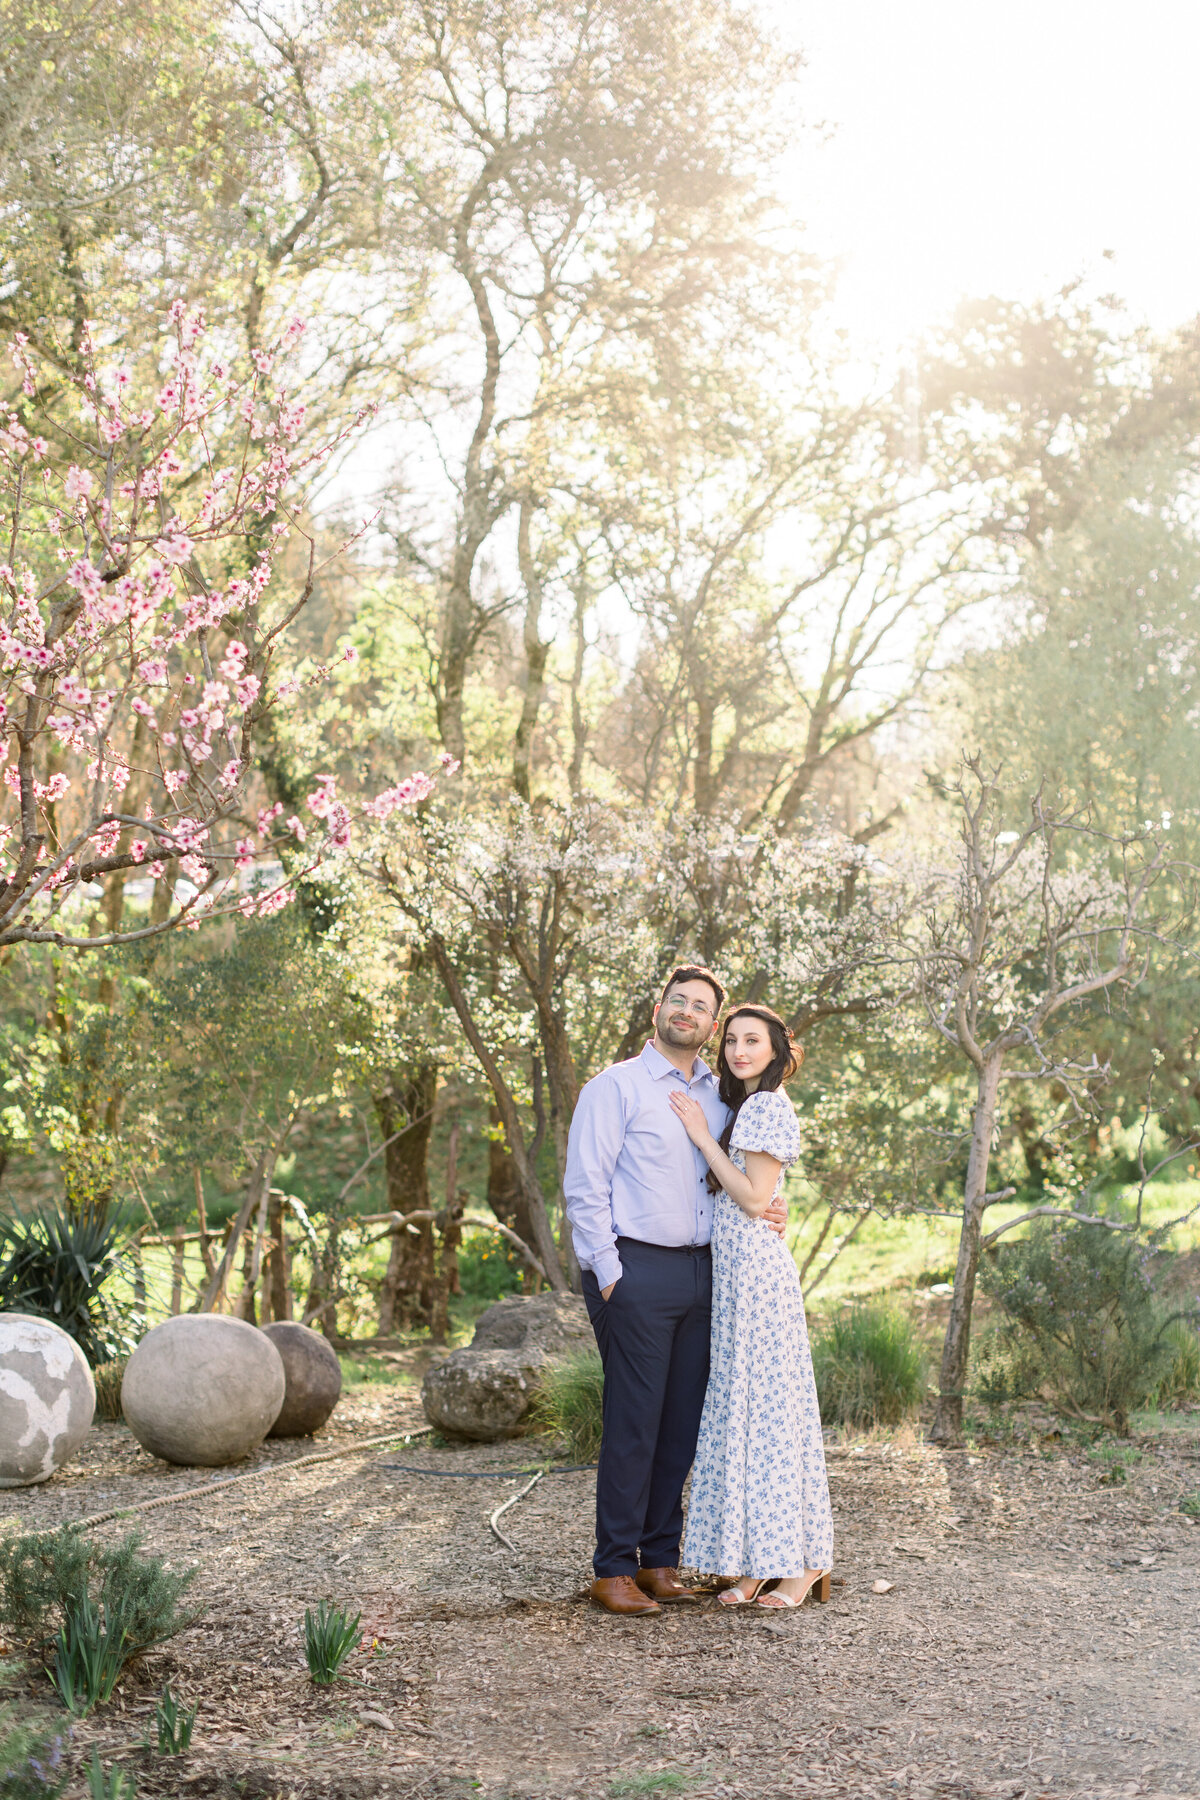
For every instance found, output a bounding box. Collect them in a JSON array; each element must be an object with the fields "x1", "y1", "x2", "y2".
[{"x1": 564, "y1": 964, "x2": 834, "y2": 1615}]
